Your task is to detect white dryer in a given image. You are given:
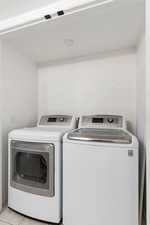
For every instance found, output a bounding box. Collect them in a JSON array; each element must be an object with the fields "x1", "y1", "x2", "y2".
[
  {"x1": 63, "y1": 115, "x2": 139, "y2": 225},
  {"x1": 8, "y1": 115, "x2": 76, "y2": 223}
]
